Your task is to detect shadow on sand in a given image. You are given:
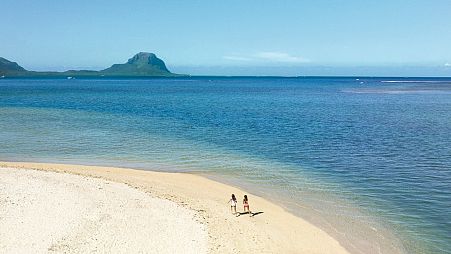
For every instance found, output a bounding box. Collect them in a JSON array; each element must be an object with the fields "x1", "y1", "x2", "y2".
[{"x1": 236, "y1": 211, "x2": 264, "y2": 217}]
